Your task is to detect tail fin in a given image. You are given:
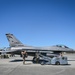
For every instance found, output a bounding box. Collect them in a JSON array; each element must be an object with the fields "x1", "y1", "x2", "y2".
[{"x1": 6, "y1": 33, "x2": 24, "y2": 47}]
